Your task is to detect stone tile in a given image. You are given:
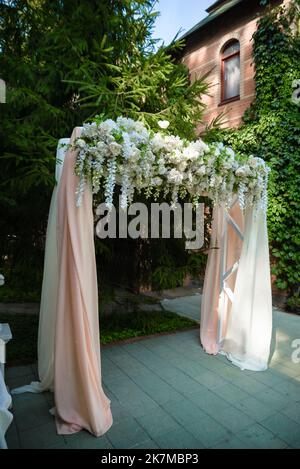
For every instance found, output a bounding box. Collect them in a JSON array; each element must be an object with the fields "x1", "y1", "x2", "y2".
[
  {"x1": 109, "y1": 399, "x2": 130, "y2": 424},
  {"x1": 238, "y1": 423, "x2": 288, "y2": 449},
  {"x1": 185, "y1": 415, "x2": 230, "y2": 448},
  {"x1": 254, "y1": 388, "x2": 290, "y2": 412},
  {"x1": 250, "y1": 369, "x2": 285, "y2": 387},
  {"x1": 163, "y1": 399, "x2": 206, "y2": 428},
  {"x1": 11, "y1": 392, "x2": 48, "y2": 414},
  {"x1": 232, "y1": 376, "x2": 269, "y2": 394},
  {"x1": 134, "y1": 375, "x2": 182, "y2": 405},
  {"x1": 106, "y1": 377, "x2": 149, "y2": 402},
  {"x1": 271, "y1": 363, "x2": 300, "y2": 379},
  {"x1": 15, "y1": 403, "x2": 54, "y2": 432},
  {"x1": 170, "y1": 360, "x2": 208, "y2": 379},
  {"x1": 213, "y1": 383, "x2": 251, "y2": 405},
  {"x1": 5, "y1": 420, "x2": 20, "y2": 449},
  {"x1": 233, "y1": 396, "x2": 277, "y2": 422},
  {"x1": 7, "y1": 373, "x2": 36, "y2": 390},
  {"x1": 214, "y1": 435, "x2": 252, "y2": 449},
  {"x1": 167, "y1": 375, "x2": 206, "y2": 395},
  {"x1": 193, "y1": 369, "x2": 227, "y2": 390},
  {"x1": 123, "y1": 398, "x2": 161, "y2": 419},
  {"x1": 43, "y1": 391, "x2": 55, "y2": 408},
  {"x1": 131, "y1": 439, "x2": 159, "y2": 449},
  {"x1": 281, "y1": 401, "x2": 300, "y2": 424},
  {"x1": 136, "y1": 407, "x2": 180, "y2": 438},
  {"x1": 212, "y1": 405, "x2": 256, "y2": 433},
  {"x1": 65, "y1": 433, "x2": 113, "y2": 449},
  {"x1": 188, "y1": 389, "x2": 231, "y2": 417},
  {"x1": 153, "y1": 427, "x2": 204, "y2": 449},
  {"x1": 6, "y1": 365, "x2": 33, "y2": 380},
  {"x1": 19, "y1": 421, "x2": 65, "y2": 449},
  {"x1": 106, "y1": 417, "x2": 149, "y2": 449},
  {"x1": 275, "y1": 379, "x2": 300, "y2": 402},
  {"x1": 261, "y1": 413, "x2": 300, "y2": 448}
]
